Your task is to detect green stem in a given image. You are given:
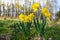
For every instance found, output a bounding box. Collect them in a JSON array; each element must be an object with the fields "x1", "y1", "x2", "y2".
[
  {"x1": 40, "y1": 17, "x2": 46, "y2": 37},
  {"x1": 34, "y1": 19, "x2": 38, "y2": 32},
  {"x1": 20, "y1": 21, "x2": 27, "y2": 36}
]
